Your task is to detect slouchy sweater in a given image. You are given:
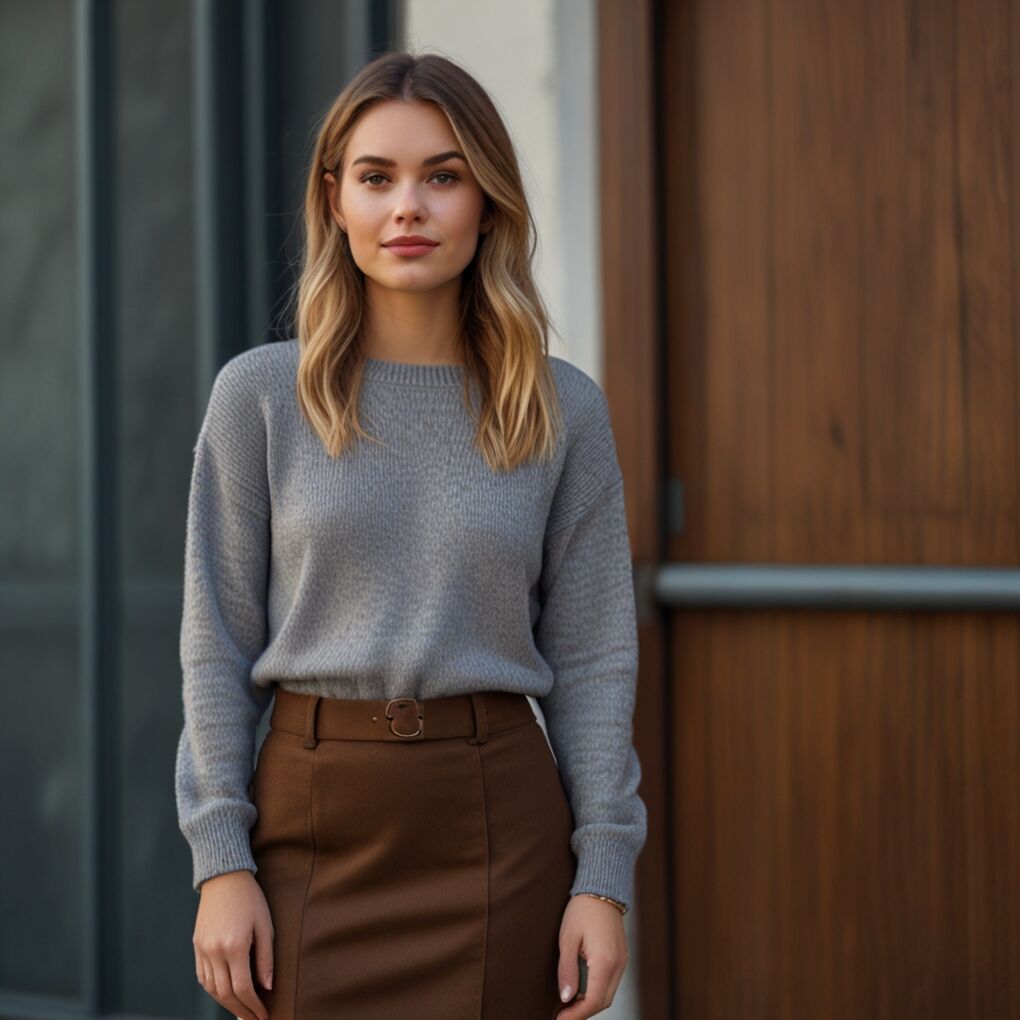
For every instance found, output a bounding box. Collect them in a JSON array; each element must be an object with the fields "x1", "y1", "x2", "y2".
[{"x1": 174, "y1": 338, "x2": 647, "y2": 910}]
